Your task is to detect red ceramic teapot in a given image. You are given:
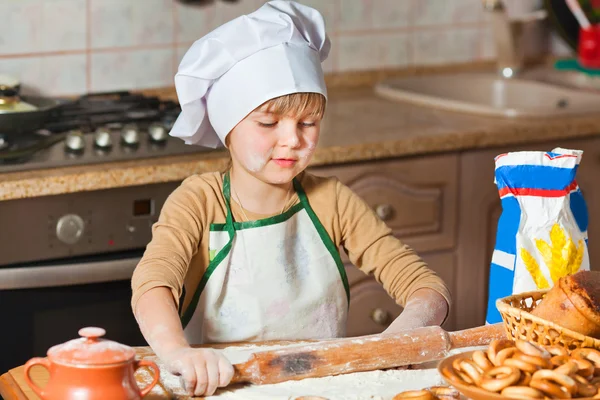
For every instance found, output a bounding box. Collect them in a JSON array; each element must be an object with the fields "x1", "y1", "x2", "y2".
[{"x1": 24, "y1": 327, "x2": 159, "y2": 400}]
